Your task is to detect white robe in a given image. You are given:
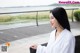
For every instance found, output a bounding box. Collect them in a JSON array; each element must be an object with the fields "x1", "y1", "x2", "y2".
[{"x1": 36, "y1": 29, "x2": 75, "y2": 53}]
